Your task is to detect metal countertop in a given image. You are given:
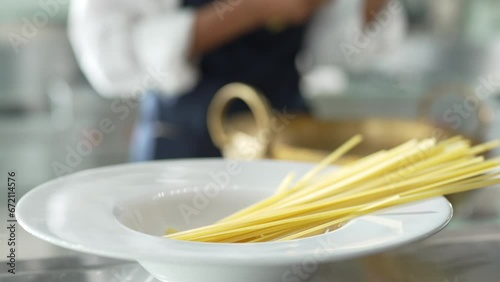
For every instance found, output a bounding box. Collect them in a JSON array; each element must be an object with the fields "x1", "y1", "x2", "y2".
[{"x1": 1, "y1": 223, "x2": 500, "y2": 282}]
